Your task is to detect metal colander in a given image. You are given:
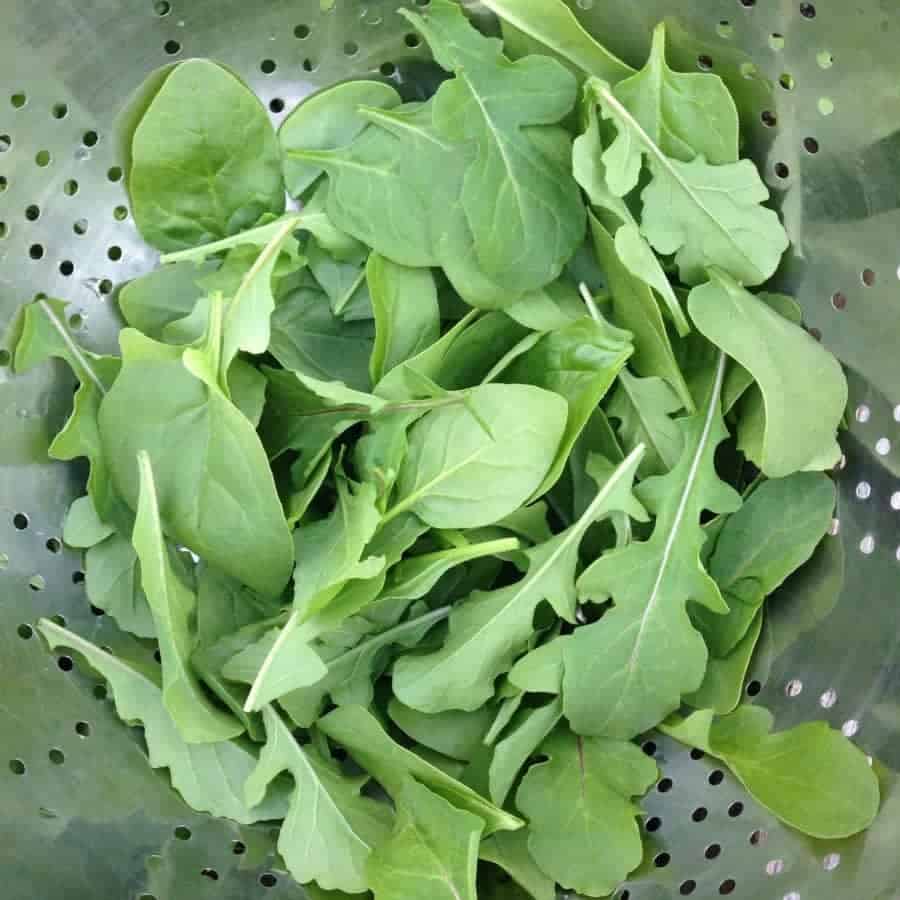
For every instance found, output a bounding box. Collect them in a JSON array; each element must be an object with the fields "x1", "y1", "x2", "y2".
[{"x1": 1, "y1": 1, "x2": 898, "y2": 898}]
